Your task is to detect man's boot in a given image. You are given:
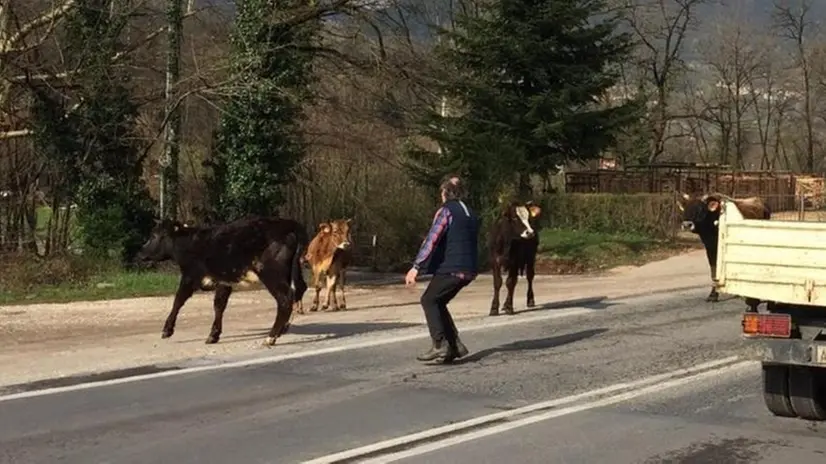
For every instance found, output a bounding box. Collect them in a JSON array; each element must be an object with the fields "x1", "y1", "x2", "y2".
[{"x1": 417, "y1": 340, "x2": 448, "y2": 362}]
